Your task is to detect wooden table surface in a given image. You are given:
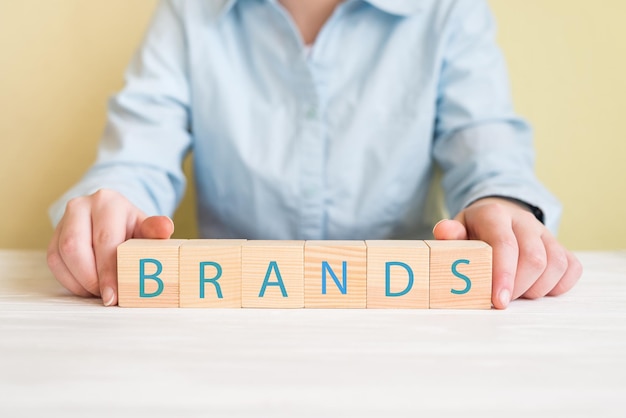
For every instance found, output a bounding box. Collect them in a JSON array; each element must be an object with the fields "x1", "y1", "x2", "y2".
[{"x1": 1, "y1": 249, "x2": 625, "y2": 417}]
